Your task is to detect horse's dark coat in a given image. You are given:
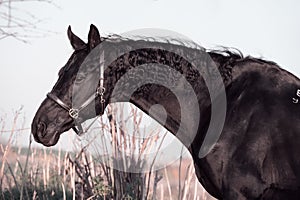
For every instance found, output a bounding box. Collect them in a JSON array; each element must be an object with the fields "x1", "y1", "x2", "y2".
[{"x1": 31, "y1": 25, "x2": 300, "y2": 199}]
